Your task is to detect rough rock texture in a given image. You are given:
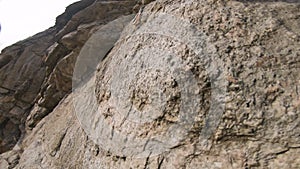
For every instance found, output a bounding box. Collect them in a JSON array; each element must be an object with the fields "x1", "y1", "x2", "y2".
[
  {"x1": 0, "y1": 0, "x2": 135, "y2": 161},
  {"x1": 0, "y1": 0, "x2": 300, "y2": 168}
]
